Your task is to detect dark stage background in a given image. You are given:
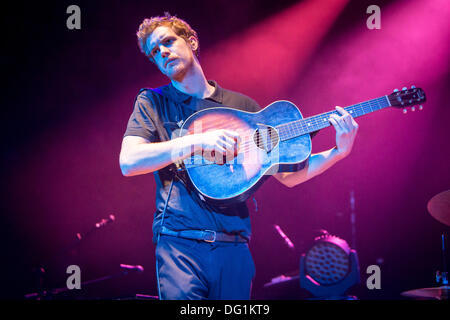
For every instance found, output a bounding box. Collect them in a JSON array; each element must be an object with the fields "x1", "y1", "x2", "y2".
[{"x1": 1, "y1": 0, "x2": 449, "y2": 300}]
